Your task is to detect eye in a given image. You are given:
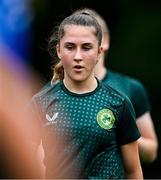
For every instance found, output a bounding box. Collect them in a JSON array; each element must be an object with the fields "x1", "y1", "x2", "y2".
[
  {"x1": 82, "y1": 43, "x2": 93, "y2": 51},
  {"x1": 83, "y1": 45, "x2": 92, "y2": 51},
  {"x1": 66, "y1": 45, "x2": 74, "y2": 50},
  {"x1": 65, "y1": 43, "x2": 75, "y2": 51}
]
